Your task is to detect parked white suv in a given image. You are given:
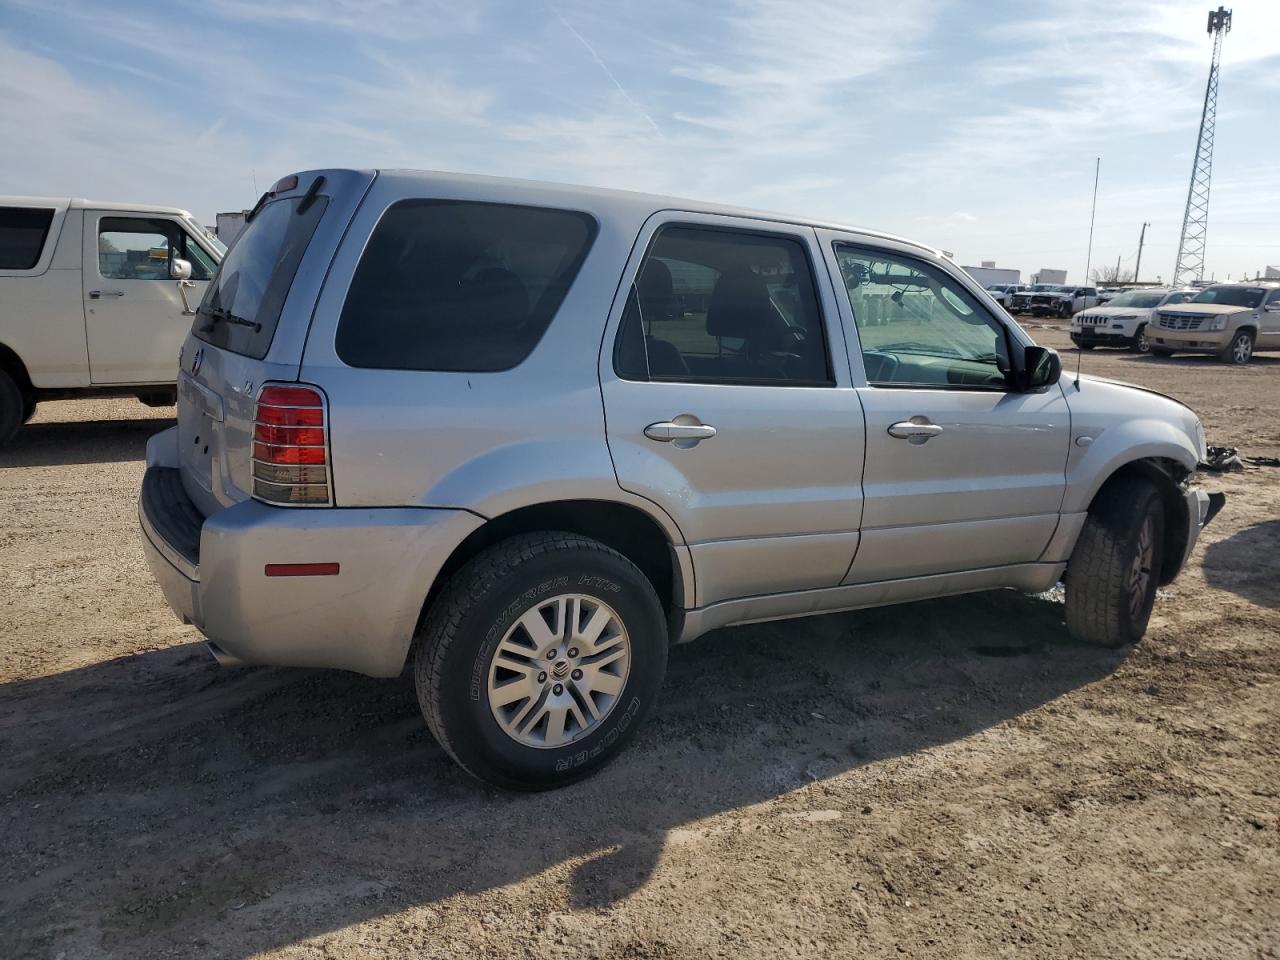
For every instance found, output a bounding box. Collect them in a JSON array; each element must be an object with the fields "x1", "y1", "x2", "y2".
[
  {"x1": 139, "y1": 170, "x2": 1222, "y2": 789},
  {"x1": 0, "y1": 197, "x2": 223, "y2": 444},
  {"x1": 1071, "y1": 288, "x2": 1197, "y2": 353}
]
